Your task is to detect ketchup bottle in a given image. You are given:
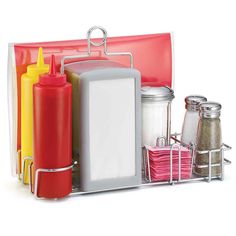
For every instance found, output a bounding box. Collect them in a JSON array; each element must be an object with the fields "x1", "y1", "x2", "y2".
[{"x1": 33, "y1": 55, "x2": 72, "y2": 198}]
